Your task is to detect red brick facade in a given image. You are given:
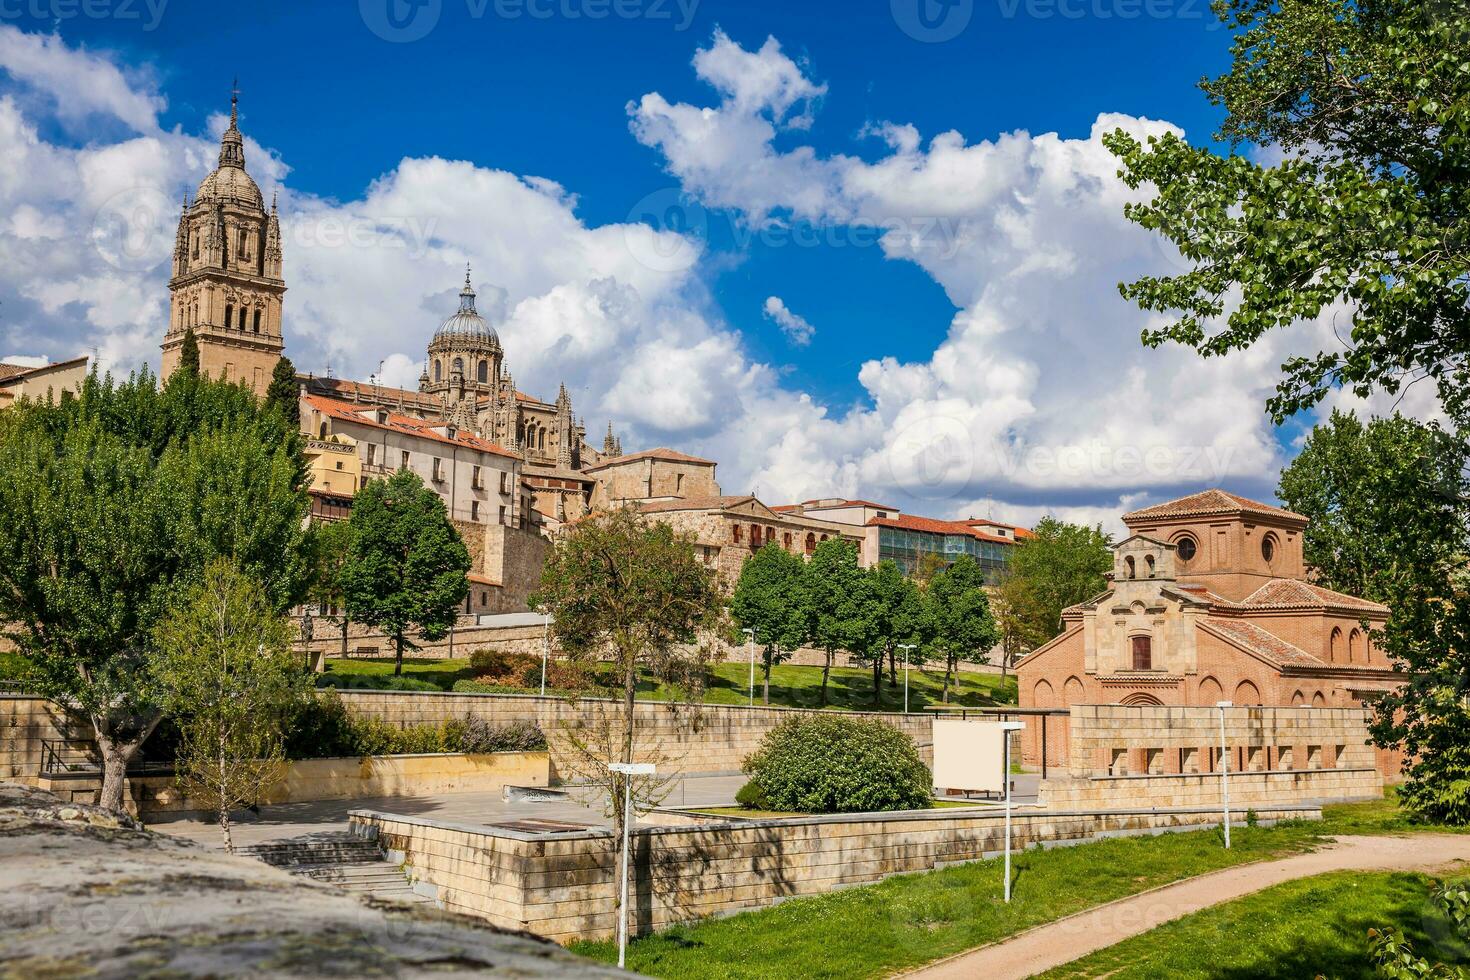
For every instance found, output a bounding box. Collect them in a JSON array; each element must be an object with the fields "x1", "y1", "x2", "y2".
[{"x1": 1016, "y1": 489, "x2": 1404, "y2": 776}]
